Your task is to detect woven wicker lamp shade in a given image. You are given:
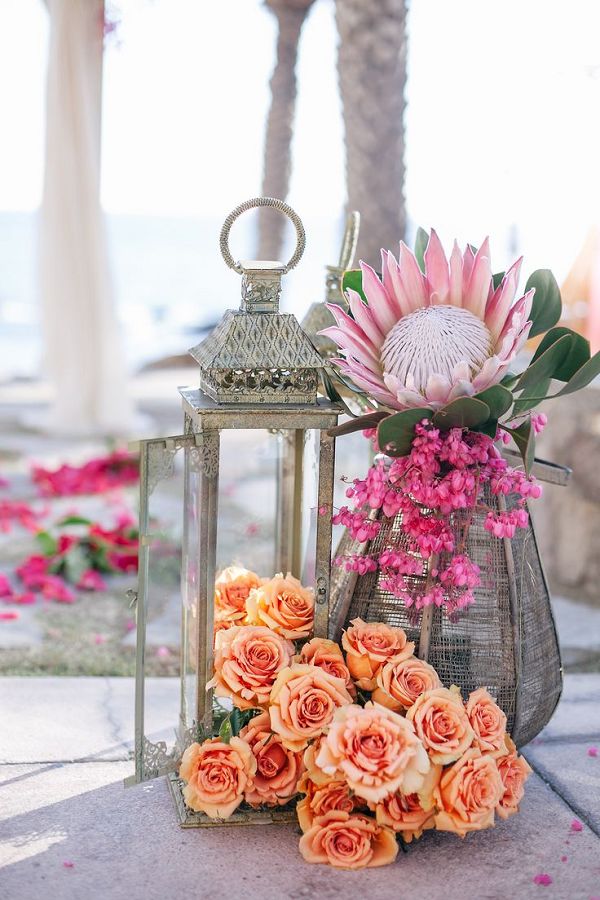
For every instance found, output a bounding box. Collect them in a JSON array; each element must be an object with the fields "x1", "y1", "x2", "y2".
[{"x1": 329, "y1": 452, "x2": 569, "y2": 748}]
